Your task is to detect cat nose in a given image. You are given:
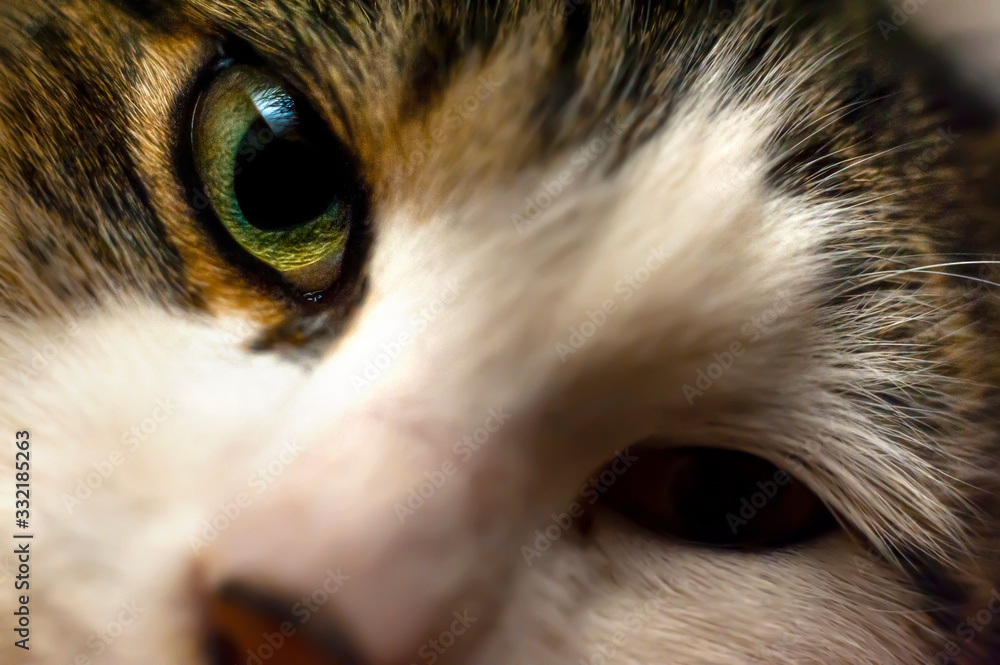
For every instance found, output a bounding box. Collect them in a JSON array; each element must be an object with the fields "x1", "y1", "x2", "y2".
[
  {"x1": 205, "y1": 582, "x2": 368, "y2": 665},
  {"x1": 202, "y1": 497, "x2": 489, "y2": 665},
  {"x1": 197, "y1": 382, "x2": 604, "y2": 665},
  {"x1": 198, "y1": 413, "x2": 513, "y2": 665}
]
